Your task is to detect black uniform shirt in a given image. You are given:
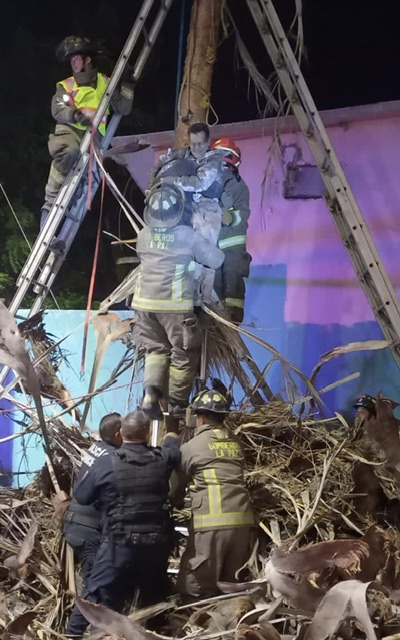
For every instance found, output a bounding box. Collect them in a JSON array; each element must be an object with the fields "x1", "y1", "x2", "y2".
[{"x1": 73, "y1": 437, "x2": 181, "y2": 516}]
